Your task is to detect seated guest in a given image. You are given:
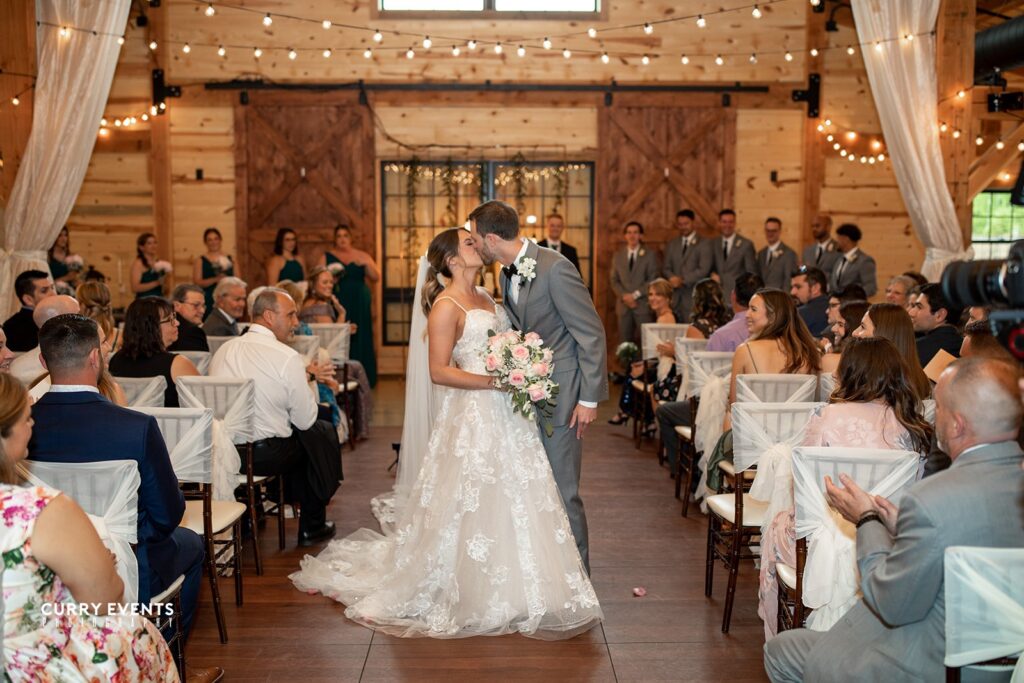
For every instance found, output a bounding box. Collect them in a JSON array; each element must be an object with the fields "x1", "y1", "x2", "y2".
[
  {"x1": 790, "y1": 266, "x2": 830, "y2": 337},
  {"x1": 209, "y1": 288, "x2": 341, "y2": 546},
  {"x1": 10, "y1": 295, "x2": 81, "y2": 385},
  {"x1": 3, "y1": 269, "x2": 54, "y2": 352},
  {"x1": 707, "y1": 272, "x2": 763, "y2": 352},
  {"x1": 902, "y1": 270, "x2": 929, "y2": 288},
  {"x1": 884, "y1": 274, "x2": 916, "y2": 308},
  {"x1": 960, "y1": 319, "x2": 1015, "y2": 363},
  {"x1": 28, "y1": 315, "x2": 207, "y2": 650},
  {"x1": 168, "y1": 283, "x2": 210, "y2": 352},
  {"x1": 300, "y1": 266, "x2": 354, "y2": 326},
  {"x1": 0, "y1": 328, "x2": 13, "y2": 373},
  {"x1": 820, "y1": 300, "x2": 869, "y2": 375},
  {"x1": 852, "y1": 303, "x2": 932, "y2": 400},
  {"x1": 684, "y1": 278, "x2": 733, "y2": 340},
  {"x1": 758, "y1": 337, "x2": 931, "y2": 638},
  {"x1": 764, "y1": 357, "x2": 1024, "y2": 682},
  {"x1": 0, "y1": 374, "x2": 180, "y2": 681},
  {"x1": 76, "y1": 280, "x2": 120, "y2": 352},
  {"x1": 966, "y1": 305, "x2": 989, "y2": 325},
  {"x1": 202, "y1": 276, "x2": 248, "y2": 337},
  {"x1": 109, "y1": 298, "x2": 199, "y2": 407},
  {"x1": 909, "y1": 283, "x2": 964, "y2": 366}
]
